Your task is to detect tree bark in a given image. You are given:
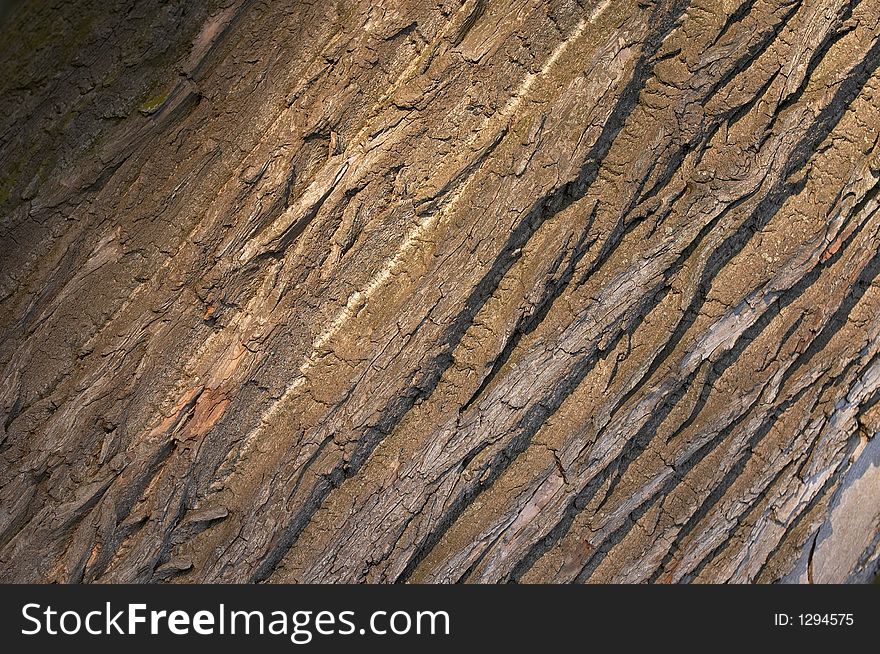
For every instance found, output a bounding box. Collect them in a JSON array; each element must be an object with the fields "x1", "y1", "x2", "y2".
[{"x1": 1, "y1": 0, "x2": 879, "y2": 584}]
